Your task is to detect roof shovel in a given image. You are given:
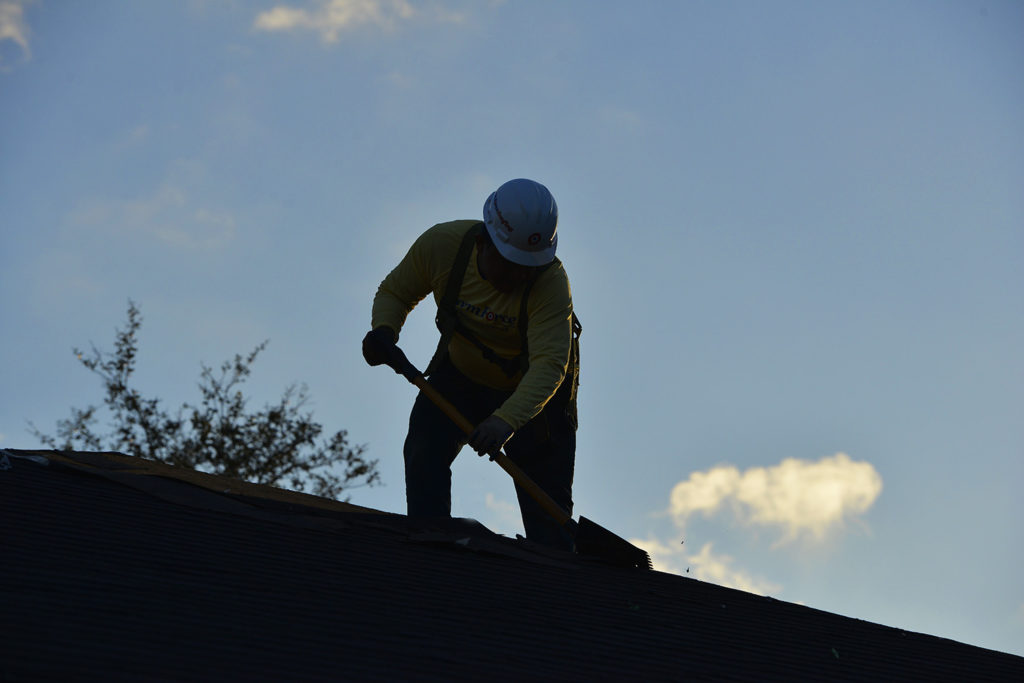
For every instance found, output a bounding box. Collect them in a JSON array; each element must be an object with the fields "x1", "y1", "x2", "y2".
[{"x1": 383, "y1": 344, "x2": 652, "y2": 570}]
